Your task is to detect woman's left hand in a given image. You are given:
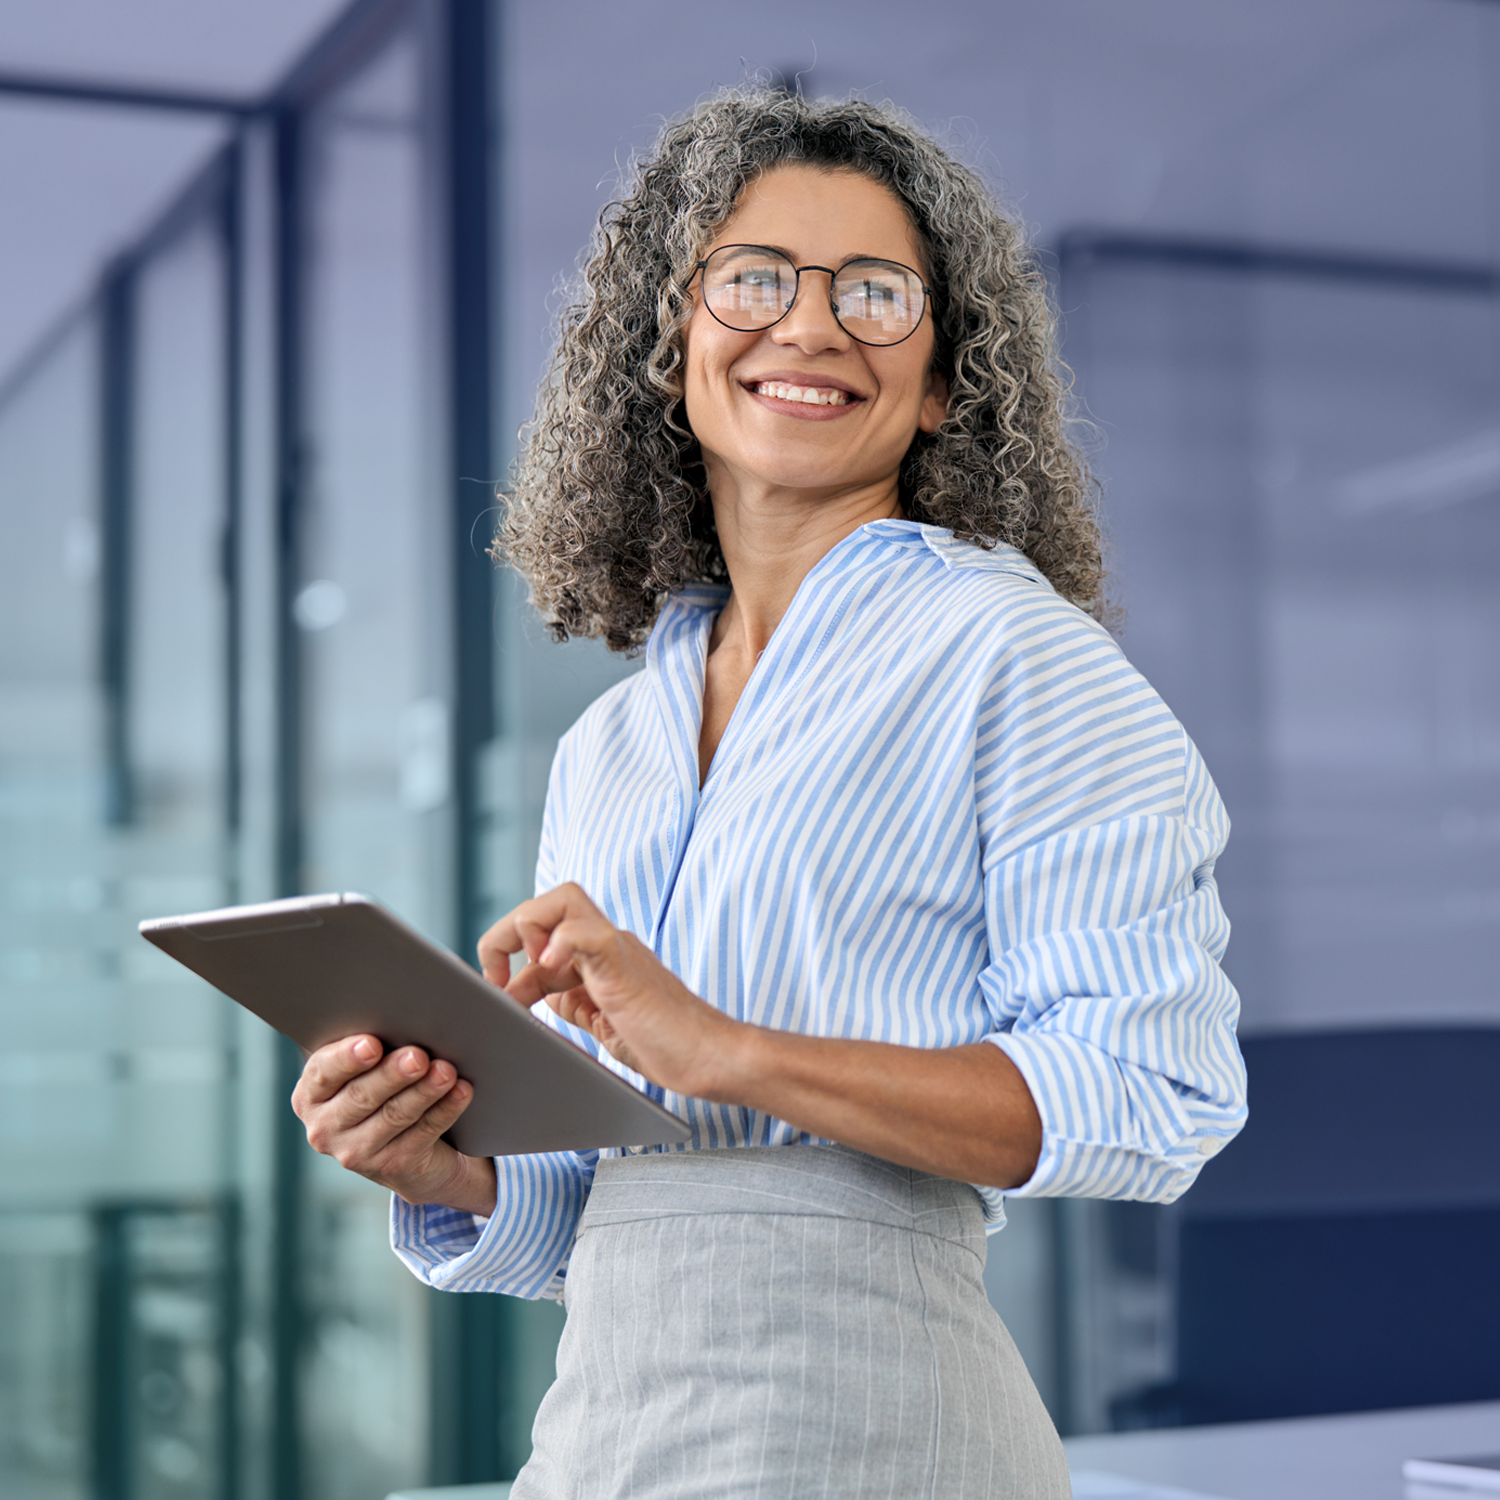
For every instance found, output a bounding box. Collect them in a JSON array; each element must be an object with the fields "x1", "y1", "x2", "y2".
[{"x1": 478, "y1": 883, "x2": 734, "y2": 1095}]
